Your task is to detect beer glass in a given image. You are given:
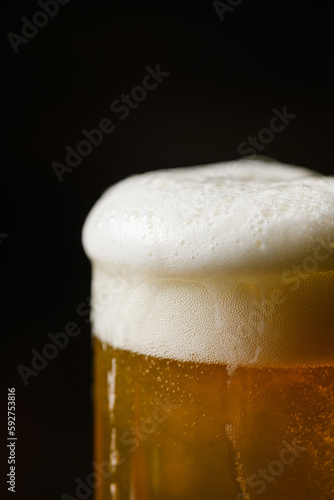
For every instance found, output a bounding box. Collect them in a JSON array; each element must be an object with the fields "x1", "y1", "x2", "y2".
[{"x1": 83, "y1": 159, "x2": 334, "y2": 500}]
